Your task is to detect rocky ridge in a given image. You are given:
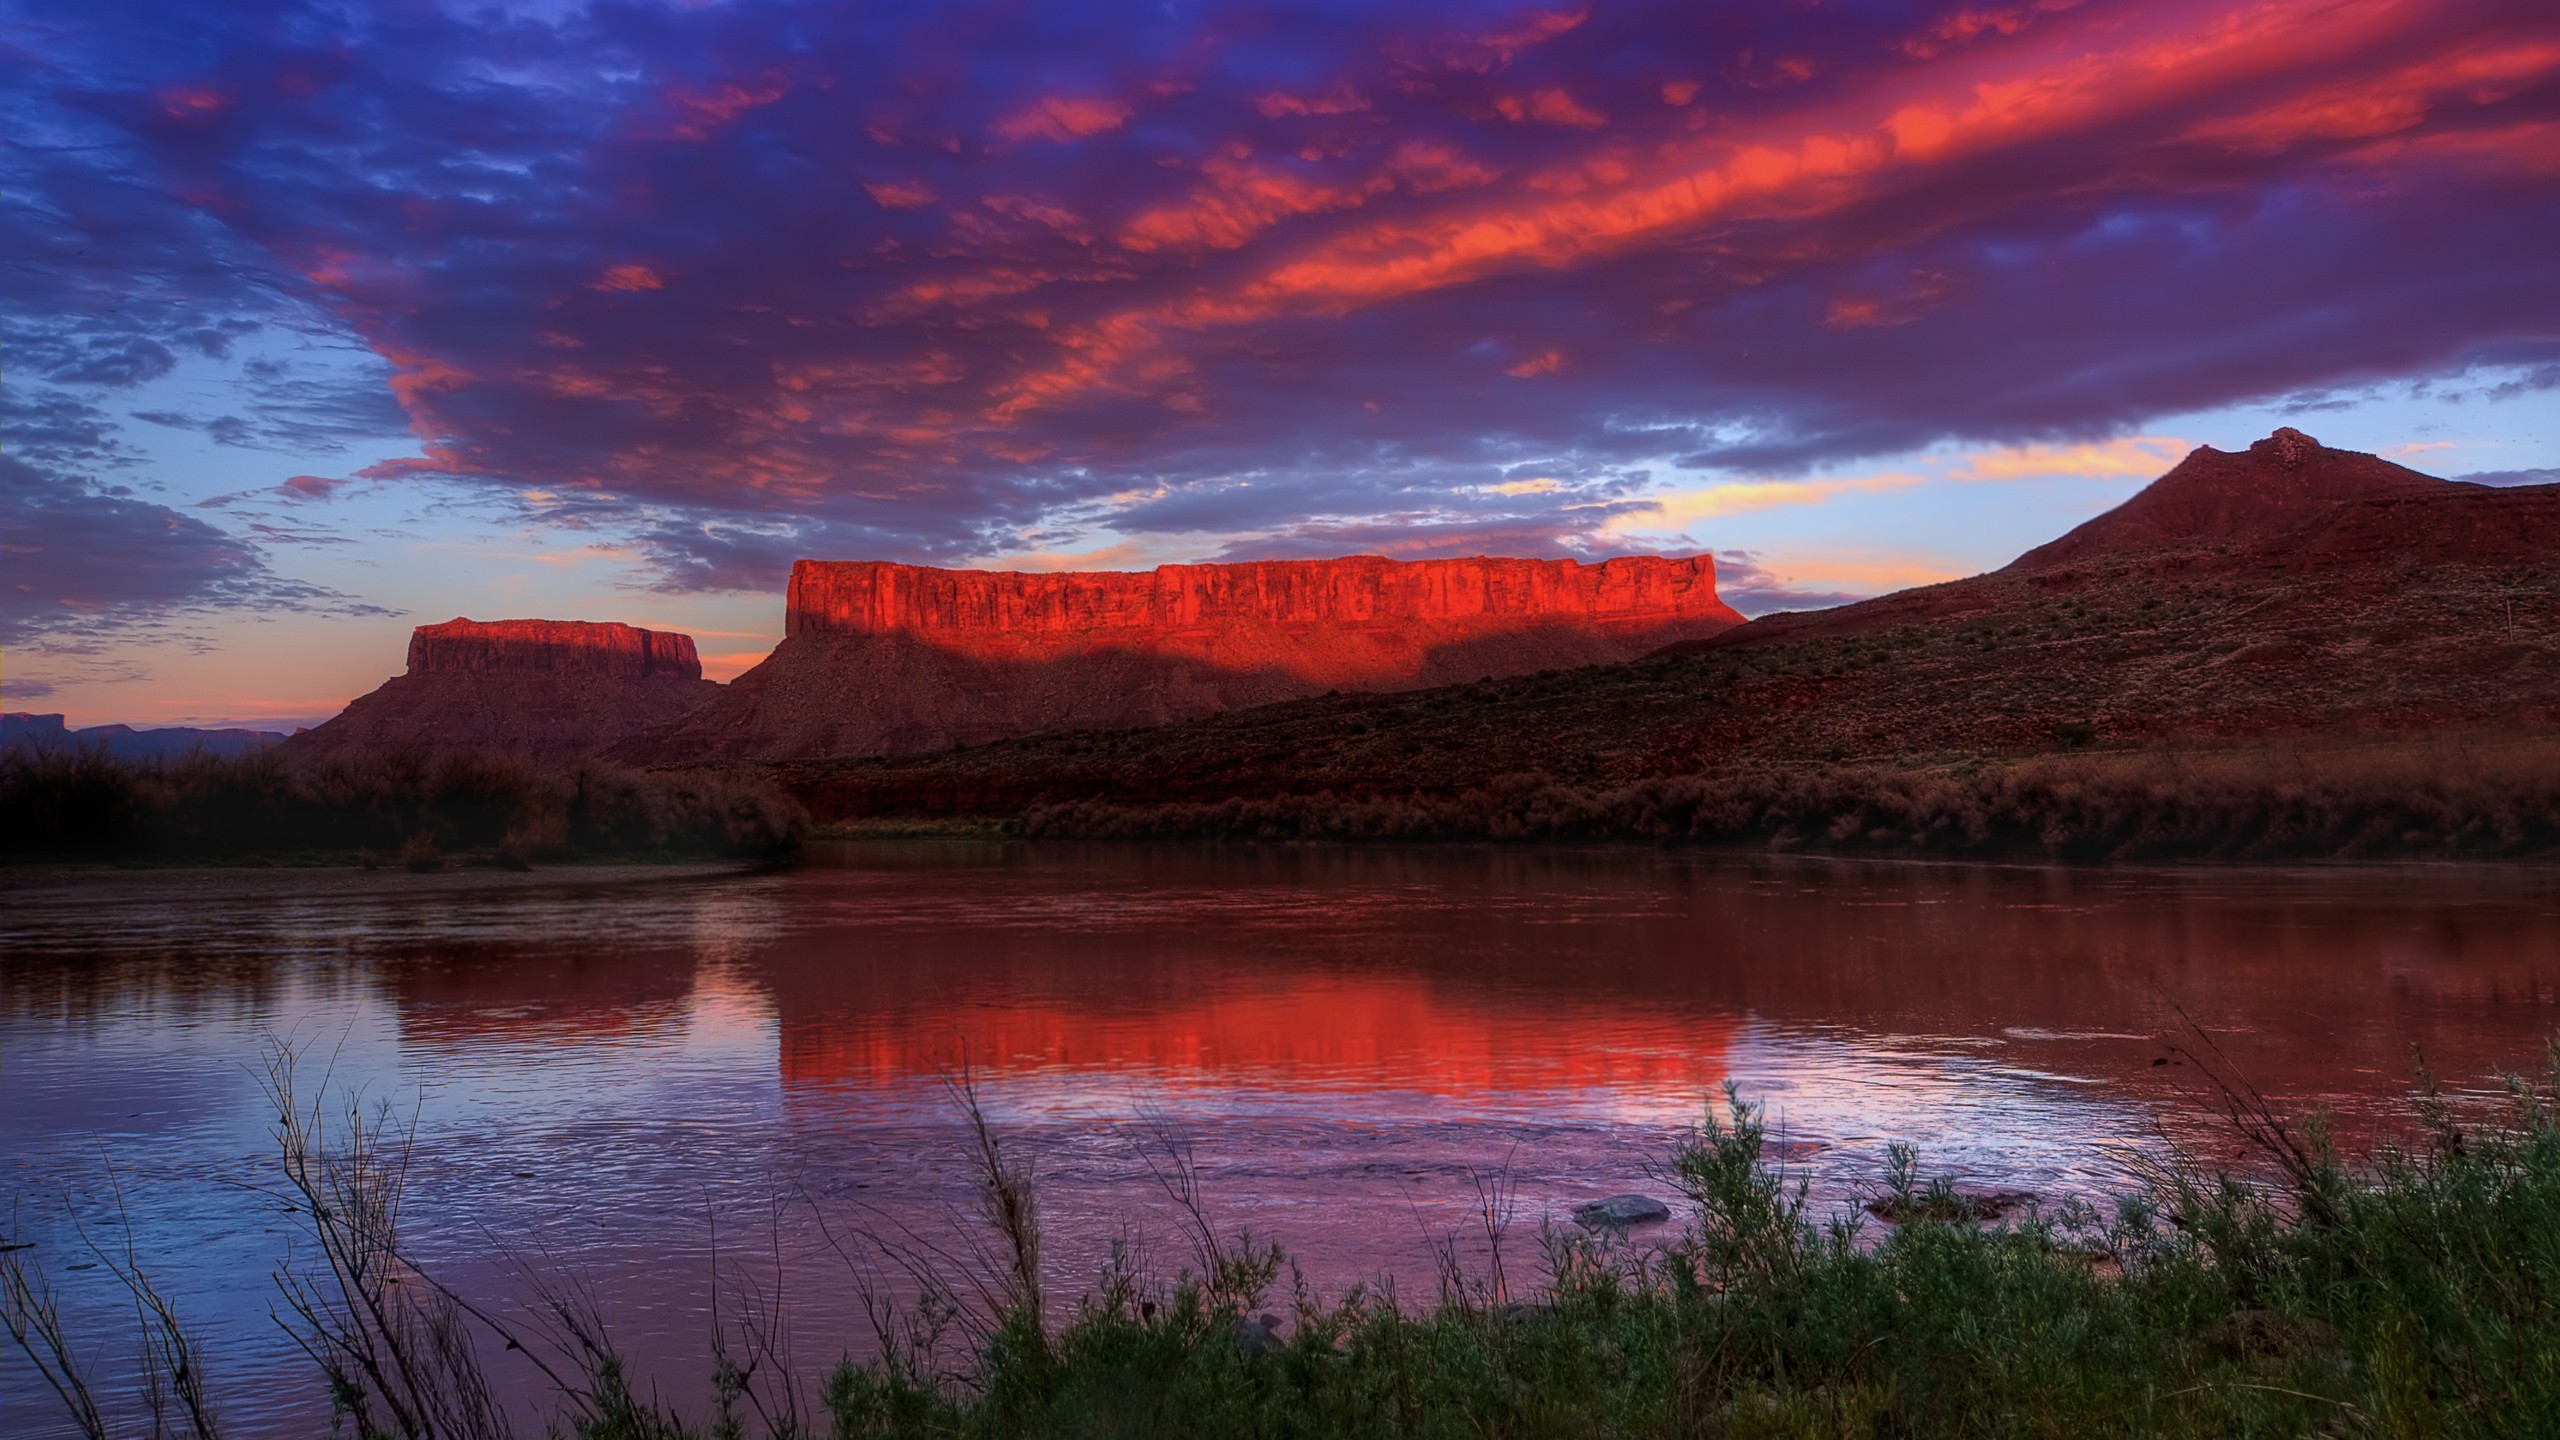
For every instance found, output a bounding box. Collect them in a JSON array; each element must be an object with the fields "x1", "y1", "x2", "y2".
[{"x1": 624, "y1": 554, "x2": 1741, "y2": 762}]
